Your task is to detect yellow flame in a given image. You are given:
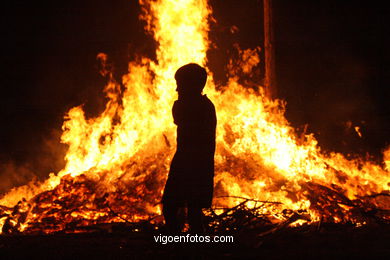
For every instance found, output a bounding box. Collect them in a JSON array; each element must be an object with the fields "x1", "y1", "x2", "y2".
[{"x1": 354, "y1": 126, "x2": 362, "y2": 138}]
